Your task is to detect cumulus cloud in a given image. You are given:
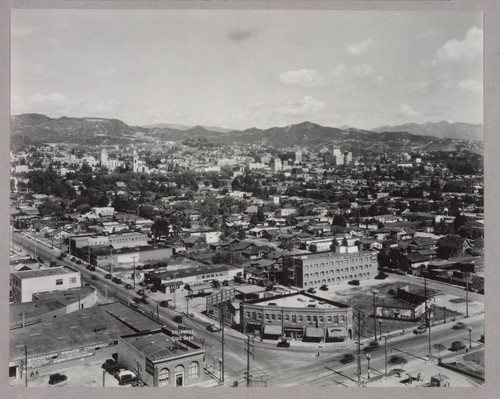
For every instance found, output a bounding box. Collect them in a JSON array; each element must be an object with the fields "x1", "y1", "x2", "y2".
[
  {"x1": 458, "y1": 79, "x2": 482, "y2": 93},
  {"x1": 275, "y1": 96, "x2": 325, "y2": 117},
  {"x1": 346, "y1": 38, "x2": 374, "y2": 56},
  {"x1": 436, "y1": 26, "x2": 483, "y2": 63},
  {"x1": 396, "y1": 104, "x2": 422, "y2": 118},
  {"x1": 279, "y1": 69, "x2": 322, "y2": 87},
  {"x1": 404, "y1": 80, "x2": 433, "y2": 97},
  {"x1": 227, "y1": 27, "x2": 257, "y2": 42},
  {"x1": 30, "y1": 93, "x2": 68, "y2": 107}
]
